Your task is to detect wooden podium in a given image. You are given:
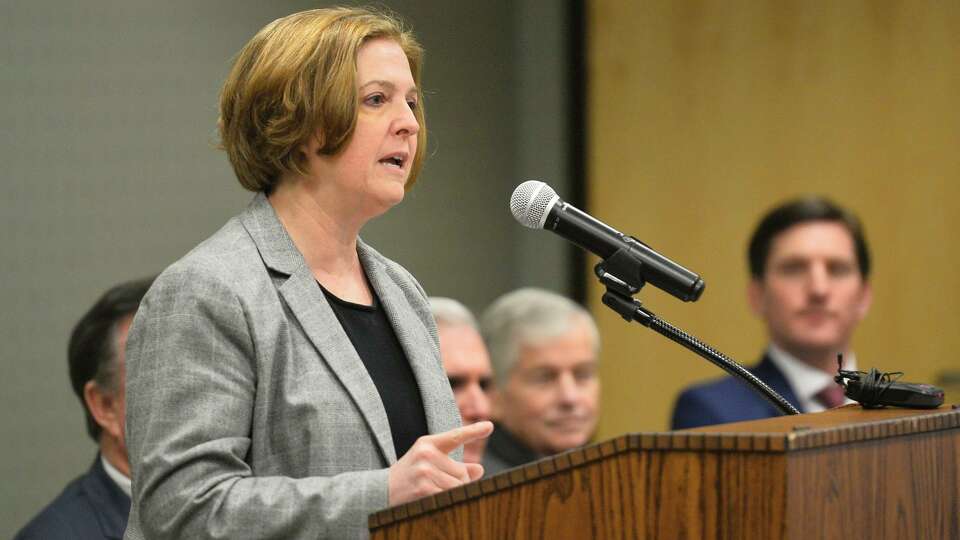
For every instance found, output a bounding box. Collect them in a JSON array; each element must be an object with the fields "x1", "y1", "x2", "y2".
[{"x1": 370, "y1": 406, "x2": 959, "y2": 539}]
